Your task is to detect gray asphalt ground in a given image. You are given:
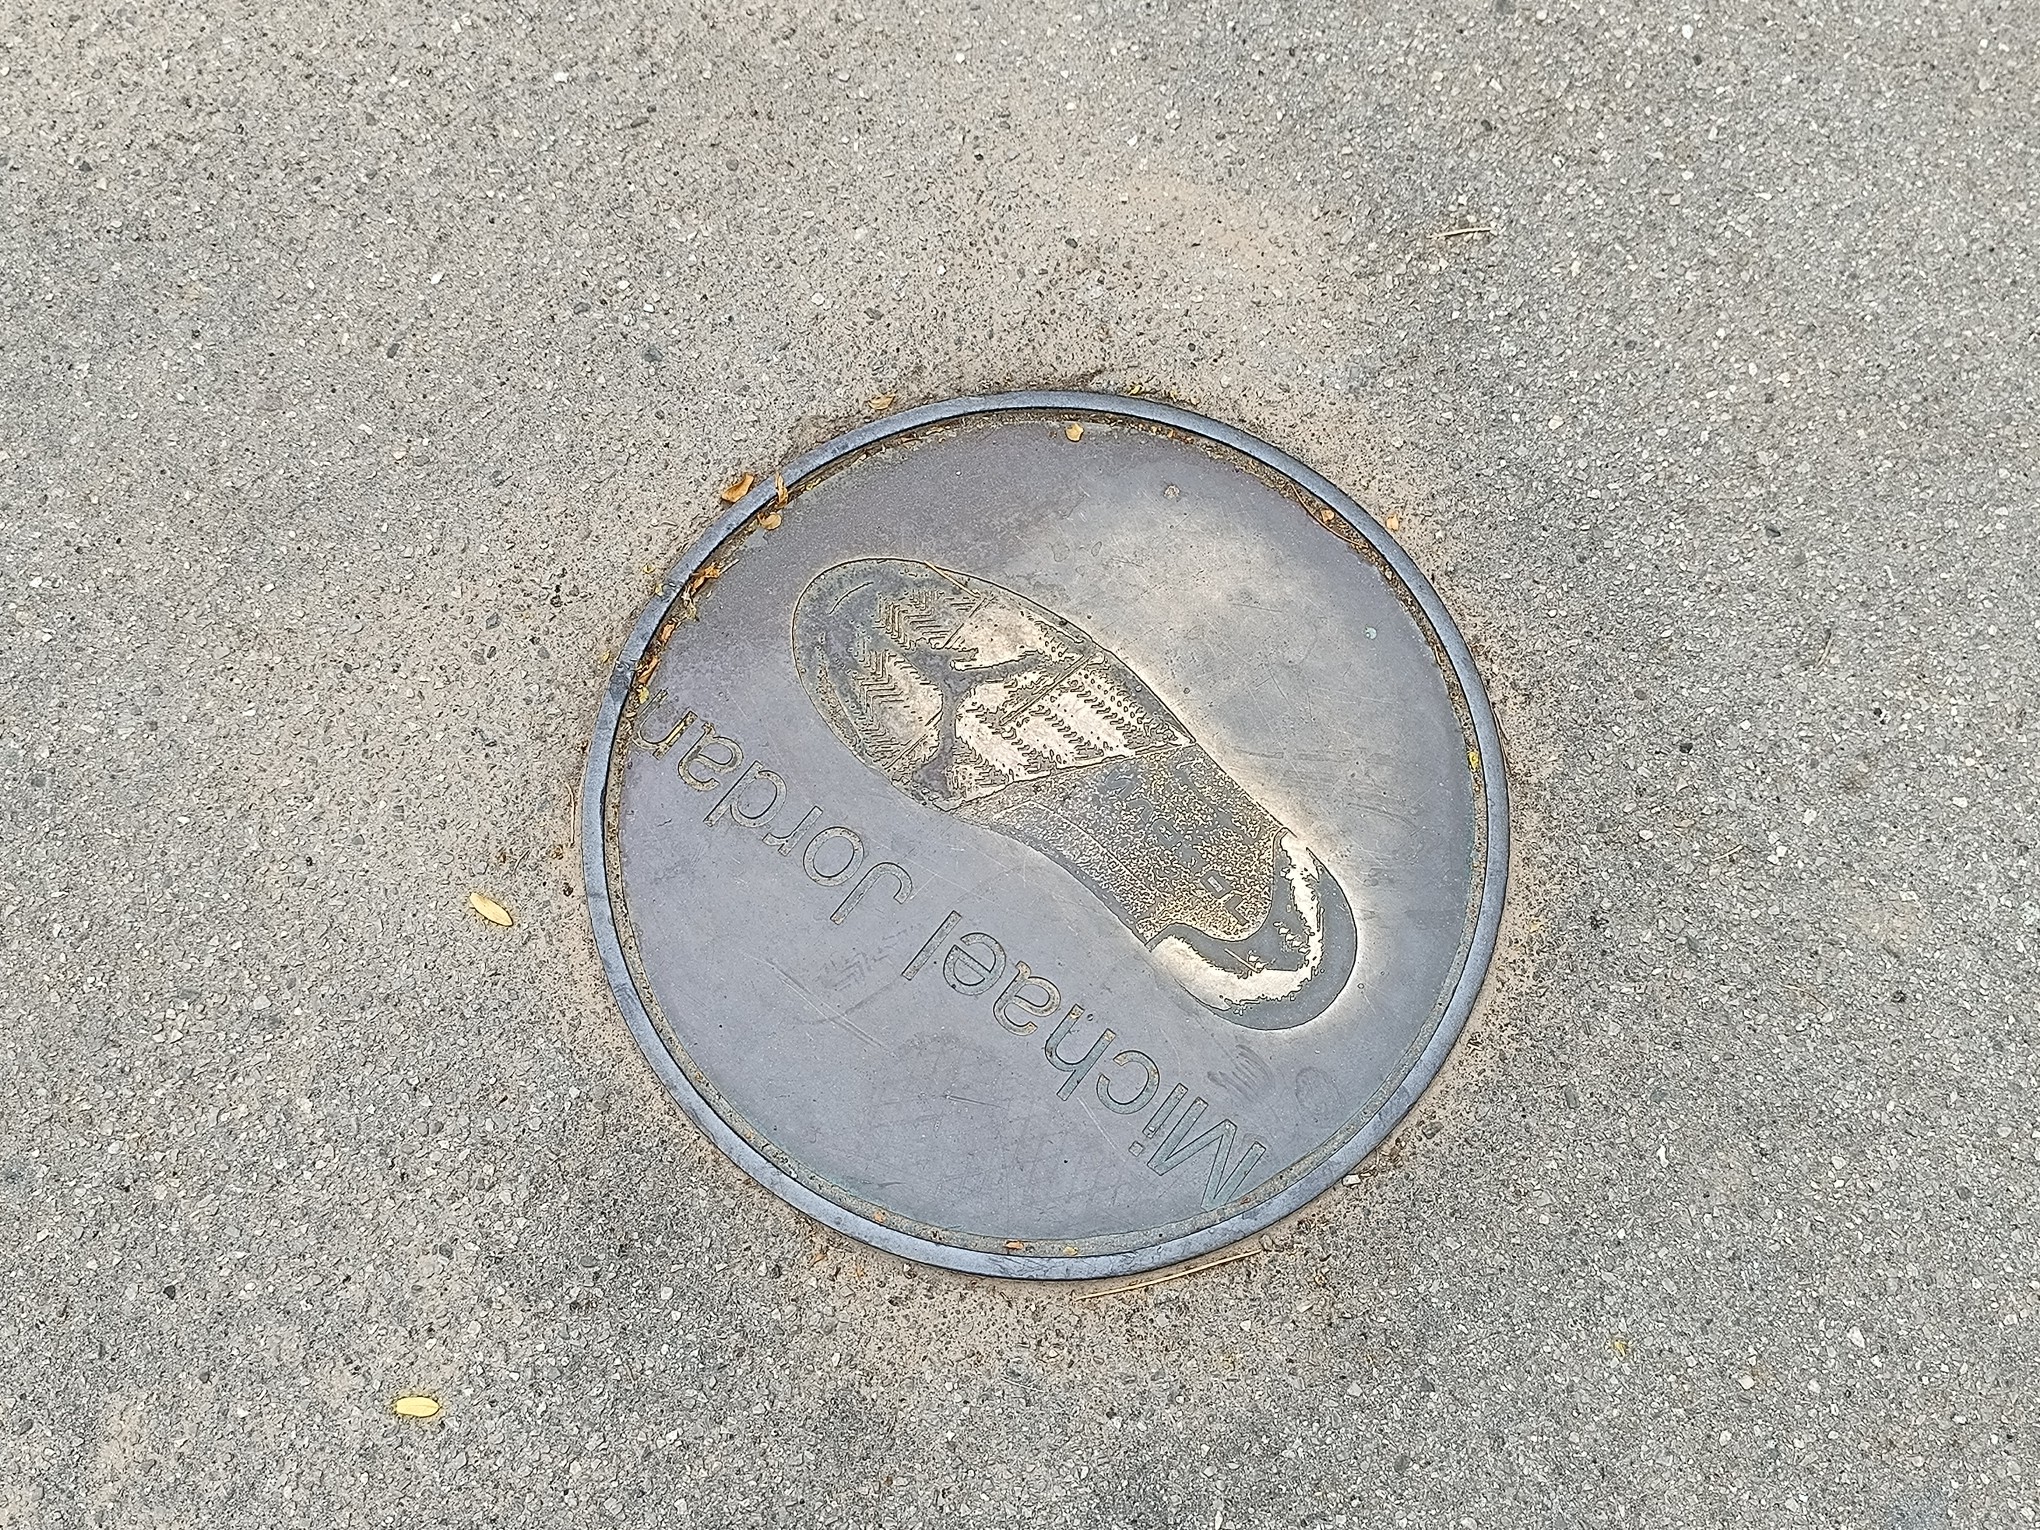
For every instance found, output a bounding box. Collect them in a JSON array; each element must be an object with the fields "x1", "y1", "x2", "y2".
[{"x1": 3, "y1": 0, "x2": 2036, "y2": 1525}]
